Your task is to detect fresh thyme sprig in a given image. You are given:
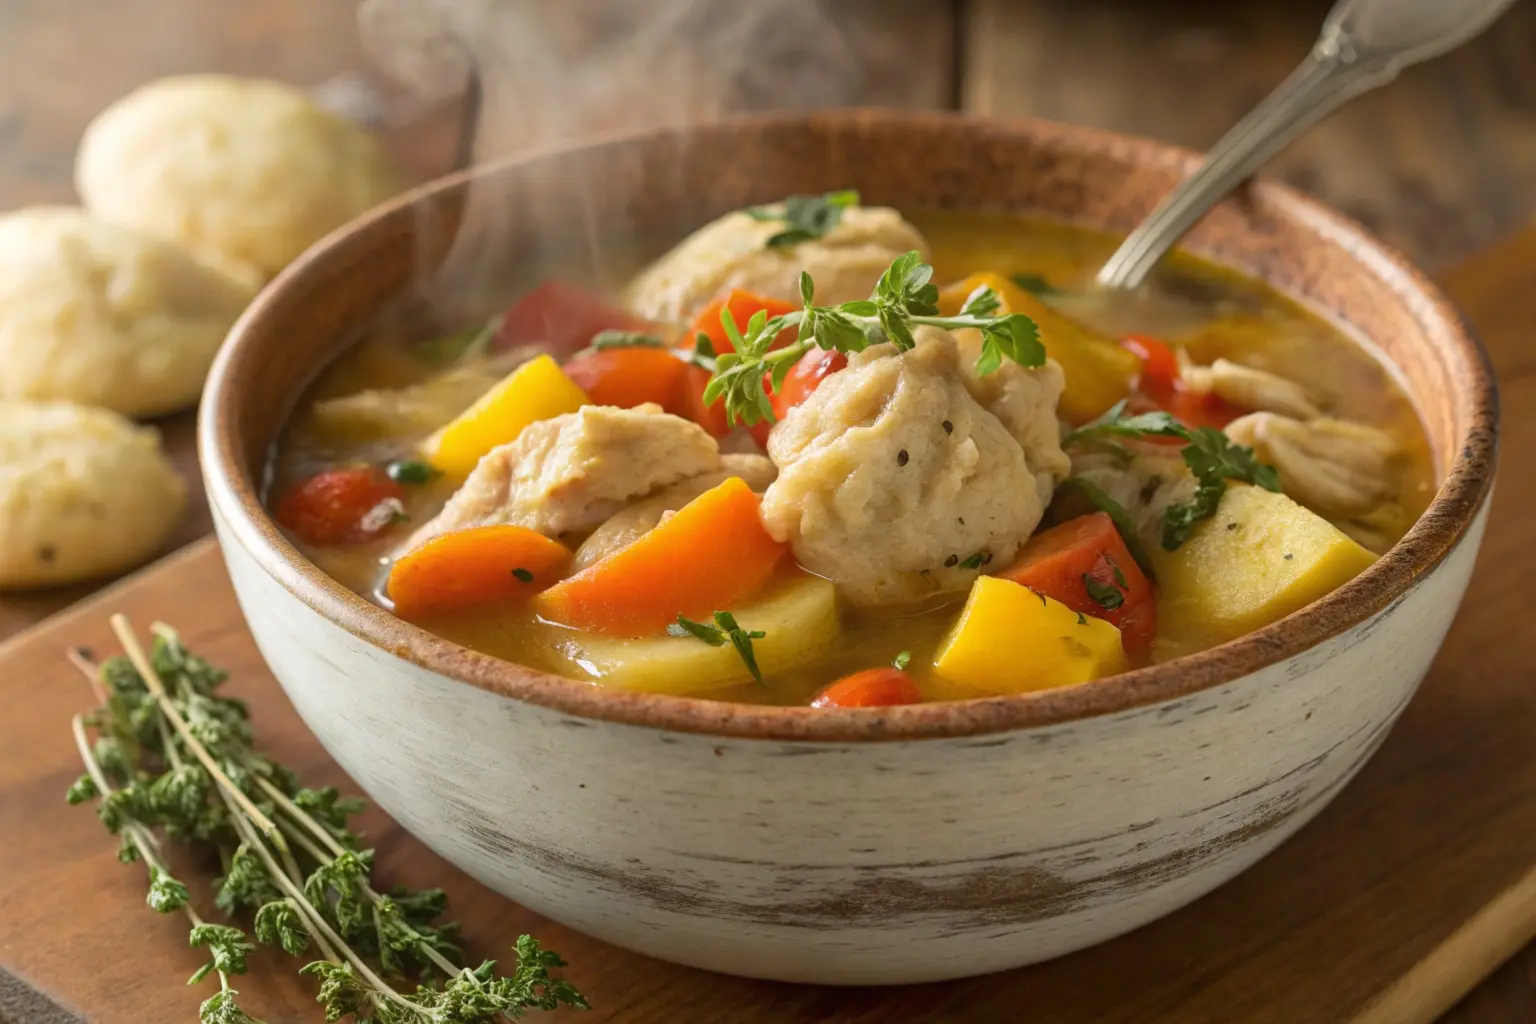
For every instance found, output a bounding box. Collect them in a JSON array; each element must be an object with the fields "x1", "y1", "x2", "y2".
[
  {"x1": 1063, "y1": 401, "x2": 1281, "y2": 550},
  {"x1": 668, "y1": 612, "x2": 767, "y2": 684},
  {"x1": 700, "y1": 251, "x2": 1044, "y2": 428},
  {"x1": 66, "y1": 615, "x2": 586, "y2": 1024}
]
